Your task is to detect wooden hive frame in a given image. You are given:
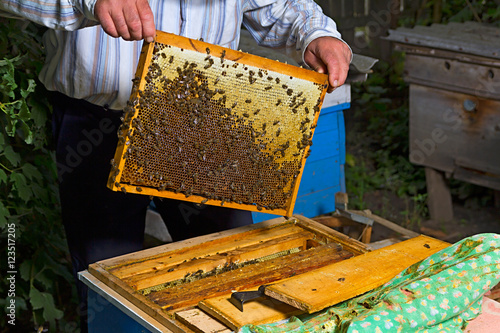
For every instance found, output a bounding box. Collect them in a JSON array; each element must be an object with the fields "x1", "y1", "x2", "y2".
[
  {"x1": 107, "y1": 31, "x2": 329, "y2": 217},
  {"x1": 88, "y1": 215, "x2": 449, "y2": 332}
]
